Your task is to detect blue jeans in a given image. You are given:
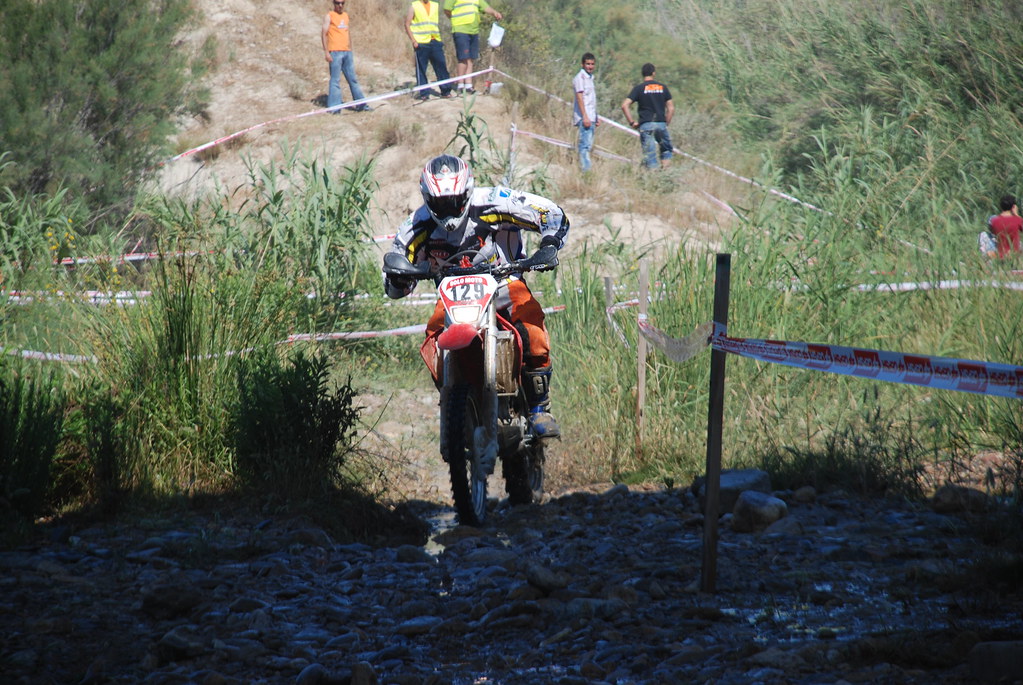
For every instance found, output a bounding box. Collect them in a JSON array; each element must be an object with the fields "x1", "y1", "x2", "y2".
[
  {"x1": 639, "y1": 121, "x2": 673, "y2": 169},
  {"x1": 577, "y1": 122, "x2": 595, "y2": 172},
  {"x1": 328, "y1": 50, "x2": 366, "y2": 109},
  {"x1": 414, "y1": 40, "x2": 452, "y2": 95}
]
